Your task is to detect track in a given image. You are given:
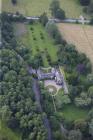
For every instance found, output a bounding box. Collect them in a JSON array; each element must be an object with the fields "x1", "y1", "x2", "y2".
[{"x1": 32, "y1": 79, "x2": 52, "y2": 140}]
